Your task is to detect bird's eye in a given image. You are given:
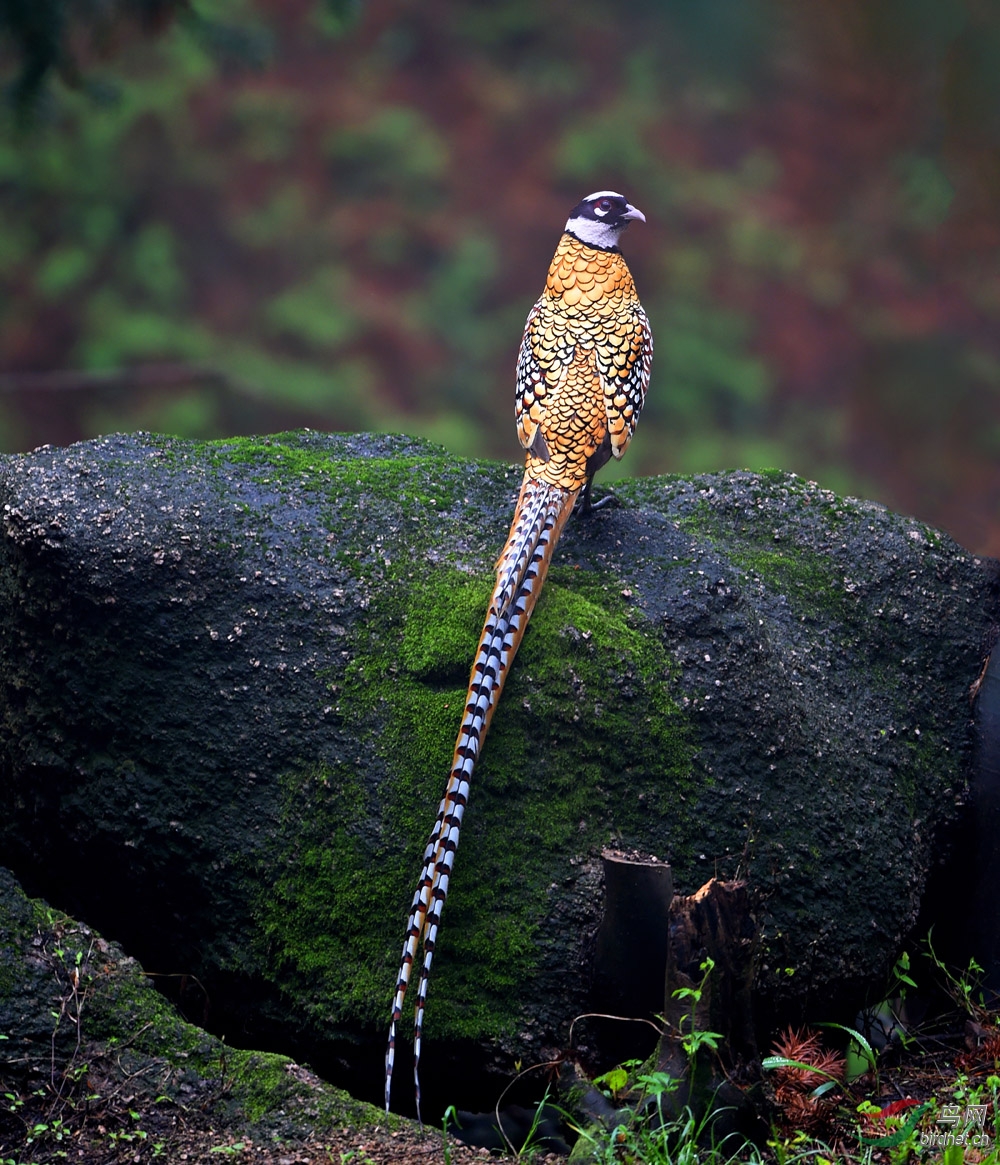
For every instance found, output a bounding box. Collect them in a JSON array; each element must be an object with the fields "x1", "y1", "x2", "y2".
[{"x1": 599, "y1": 199, "x2": 613, "y2": 210}]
